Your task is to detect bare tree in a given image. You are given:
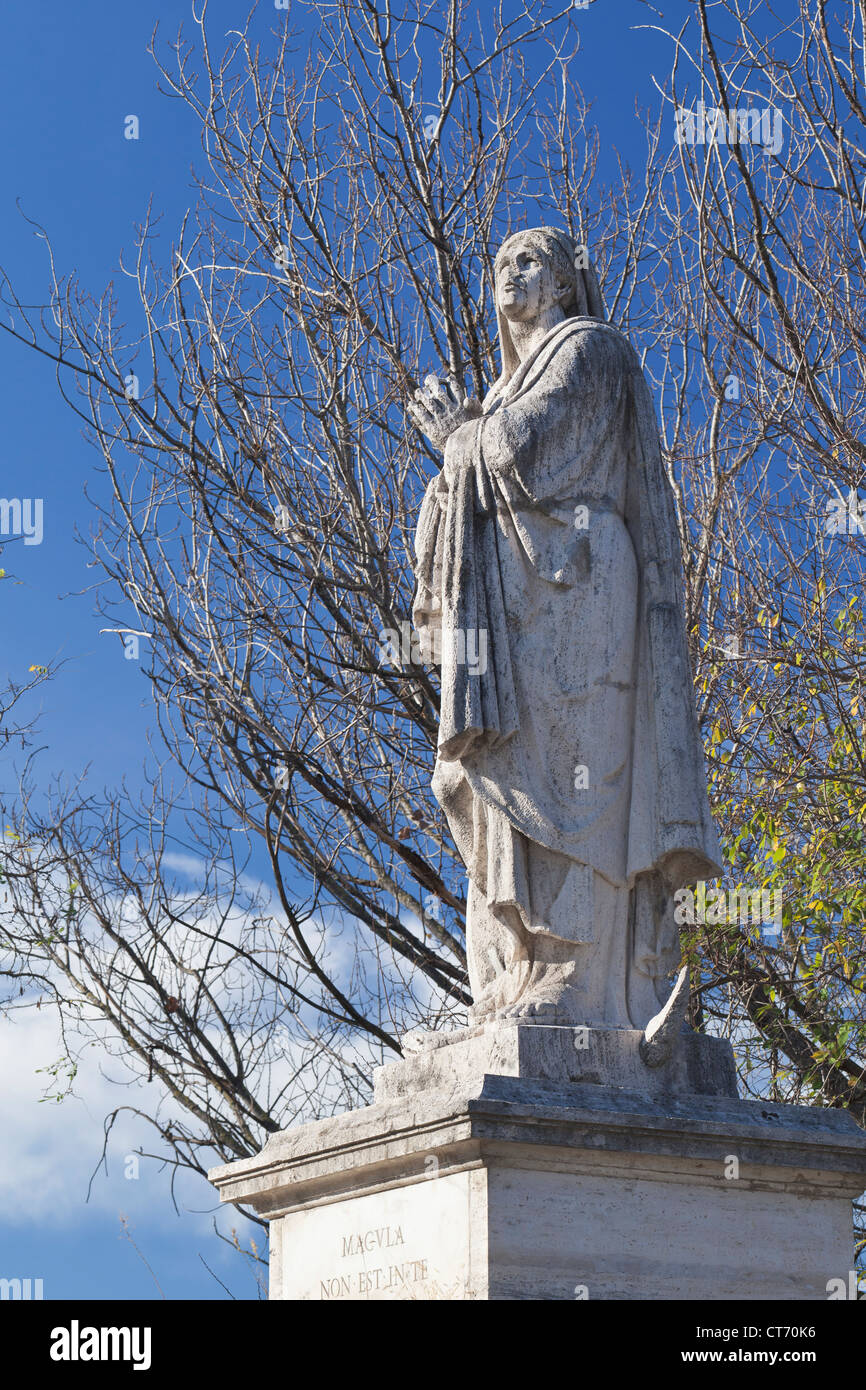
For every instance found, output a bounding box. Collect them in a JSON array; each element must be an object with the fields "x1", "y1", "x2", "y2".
[
  {"x1": 0, "y1": 0, "x2": 863, "y2": 1269},
  {"x1": 0, "y1": 0, "x2": 617, "y2": 1215}
]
